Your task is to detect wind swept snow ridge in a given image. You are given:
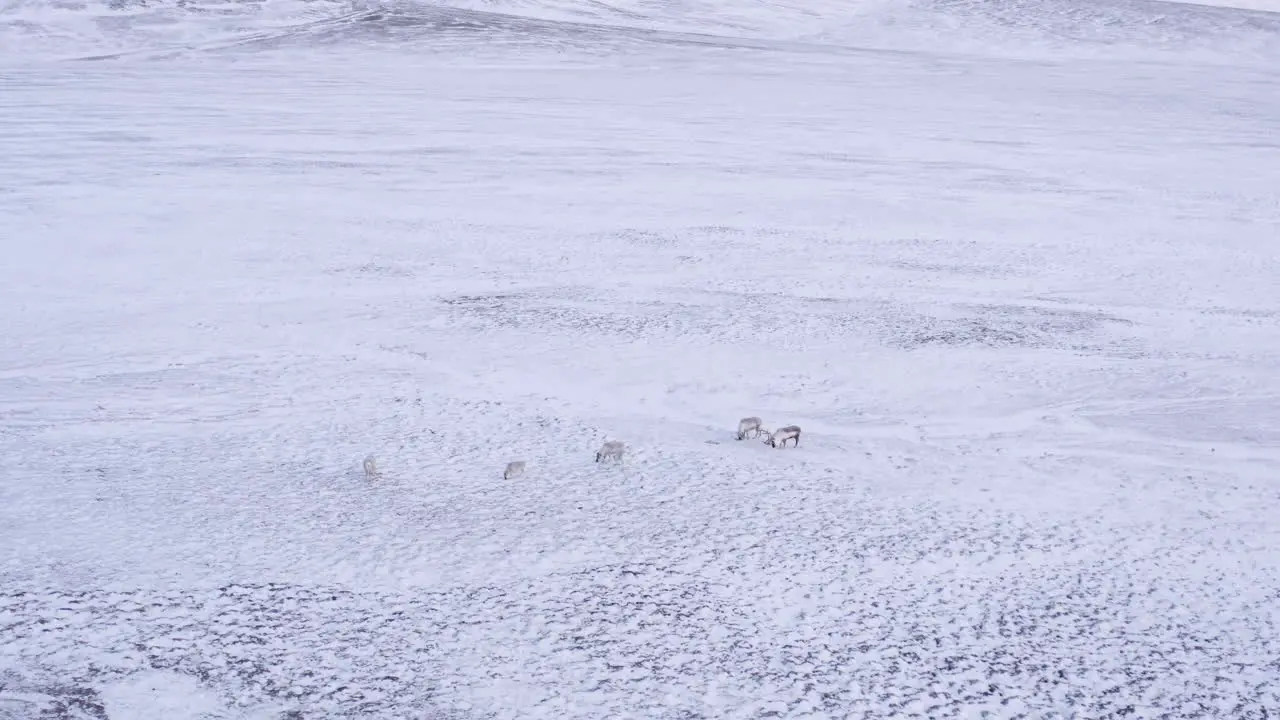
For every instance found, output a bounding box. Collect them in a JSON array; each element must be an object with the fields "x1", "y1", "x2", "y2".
[
  {"x1": 4, "y1": 0, "x2": 1280, "y2": 61},
  {"x1": 354, "y1": 0, "x2": 1280, "y2": 62},
  {"x1": 0, "y1": 0, "x2": 355, "y2": 61}
]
